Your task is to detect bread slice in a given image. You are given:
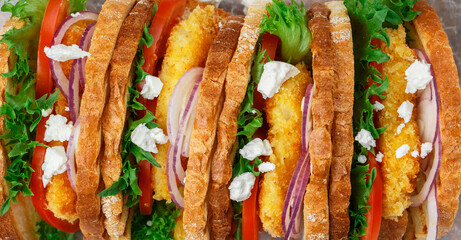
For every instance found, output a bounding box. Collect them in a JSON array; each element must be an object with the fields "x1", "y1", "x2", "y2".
[
  {"x1": 76, "y1": 0, "x2": 137, "y2": 238},
  {"x1": 183, "y1": 15, "x2": 244, "y2": 240},
  {"x1": 99, "y1": 0, "x2": 156, "y2": 238},
  {"x1": 325, "y1": 1, "x2": 354, "y2": 239},
  {"x1": 411, "y1": 0, "x2": 461, "y2": 237},
  {"x1": 207, "y1": 1, "x2": 269, "y2": 239},
  {"x1": 303, "y1": 3, "x2": 335, "y2": 239}
]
